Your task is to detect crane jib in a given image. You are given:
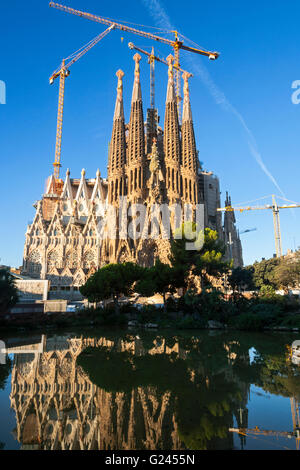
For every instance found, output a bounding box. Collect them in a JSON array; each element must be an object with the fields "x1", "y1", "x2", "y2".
[{"x1": 49, "y1": 2, "x2": 219, "y2": 57}]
